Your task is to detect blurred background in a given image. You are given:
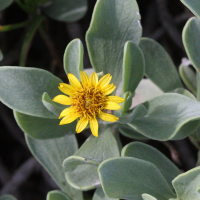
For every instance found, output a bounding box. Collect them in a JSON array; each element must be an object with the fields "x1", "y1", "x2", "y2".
[{"x1": 0, "y1": 0, "x2": 197, "y2": 199}]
